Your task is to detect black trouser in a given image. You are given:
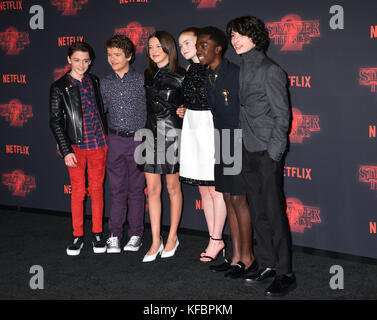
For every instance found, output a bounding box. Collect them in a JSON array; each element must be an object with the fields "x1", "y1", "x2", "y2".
[{"x1": 242, "y1": 148, "x2": 292, "y2": 275}]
